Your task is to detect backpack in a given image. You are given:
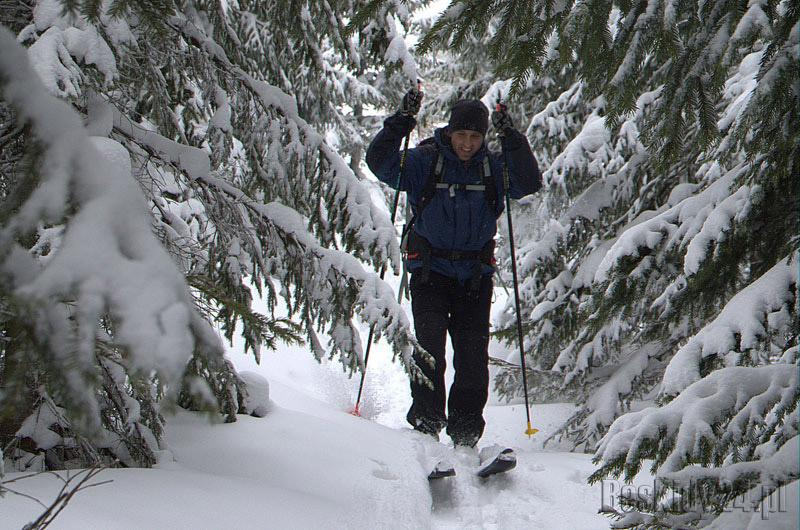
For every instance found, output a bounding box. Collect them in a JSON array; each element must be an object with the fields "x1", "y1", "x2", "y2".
[
  {"x1": 400, "y1": 138, "x2": 498, "y2": 285},
  {"x1": 413, "y1": 137, "x2": 498, "y2": 218}
]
